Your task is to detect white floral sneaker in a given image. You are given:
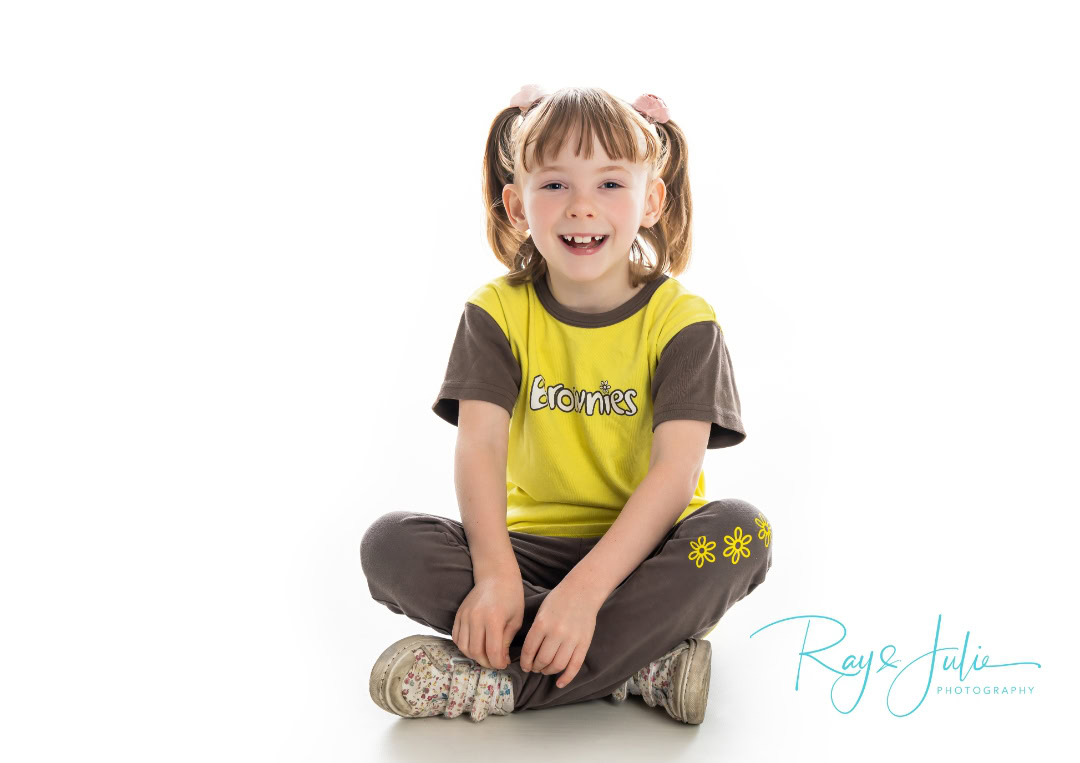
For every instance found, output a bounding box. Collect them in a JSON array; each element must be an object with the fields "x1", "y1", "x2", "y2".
[
  {"x1": 369, "y1": 634, "x2": 515, "y2": 722},
  {"x1": 609, "y1": 637, "x2": 711, "y2": 724}
]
